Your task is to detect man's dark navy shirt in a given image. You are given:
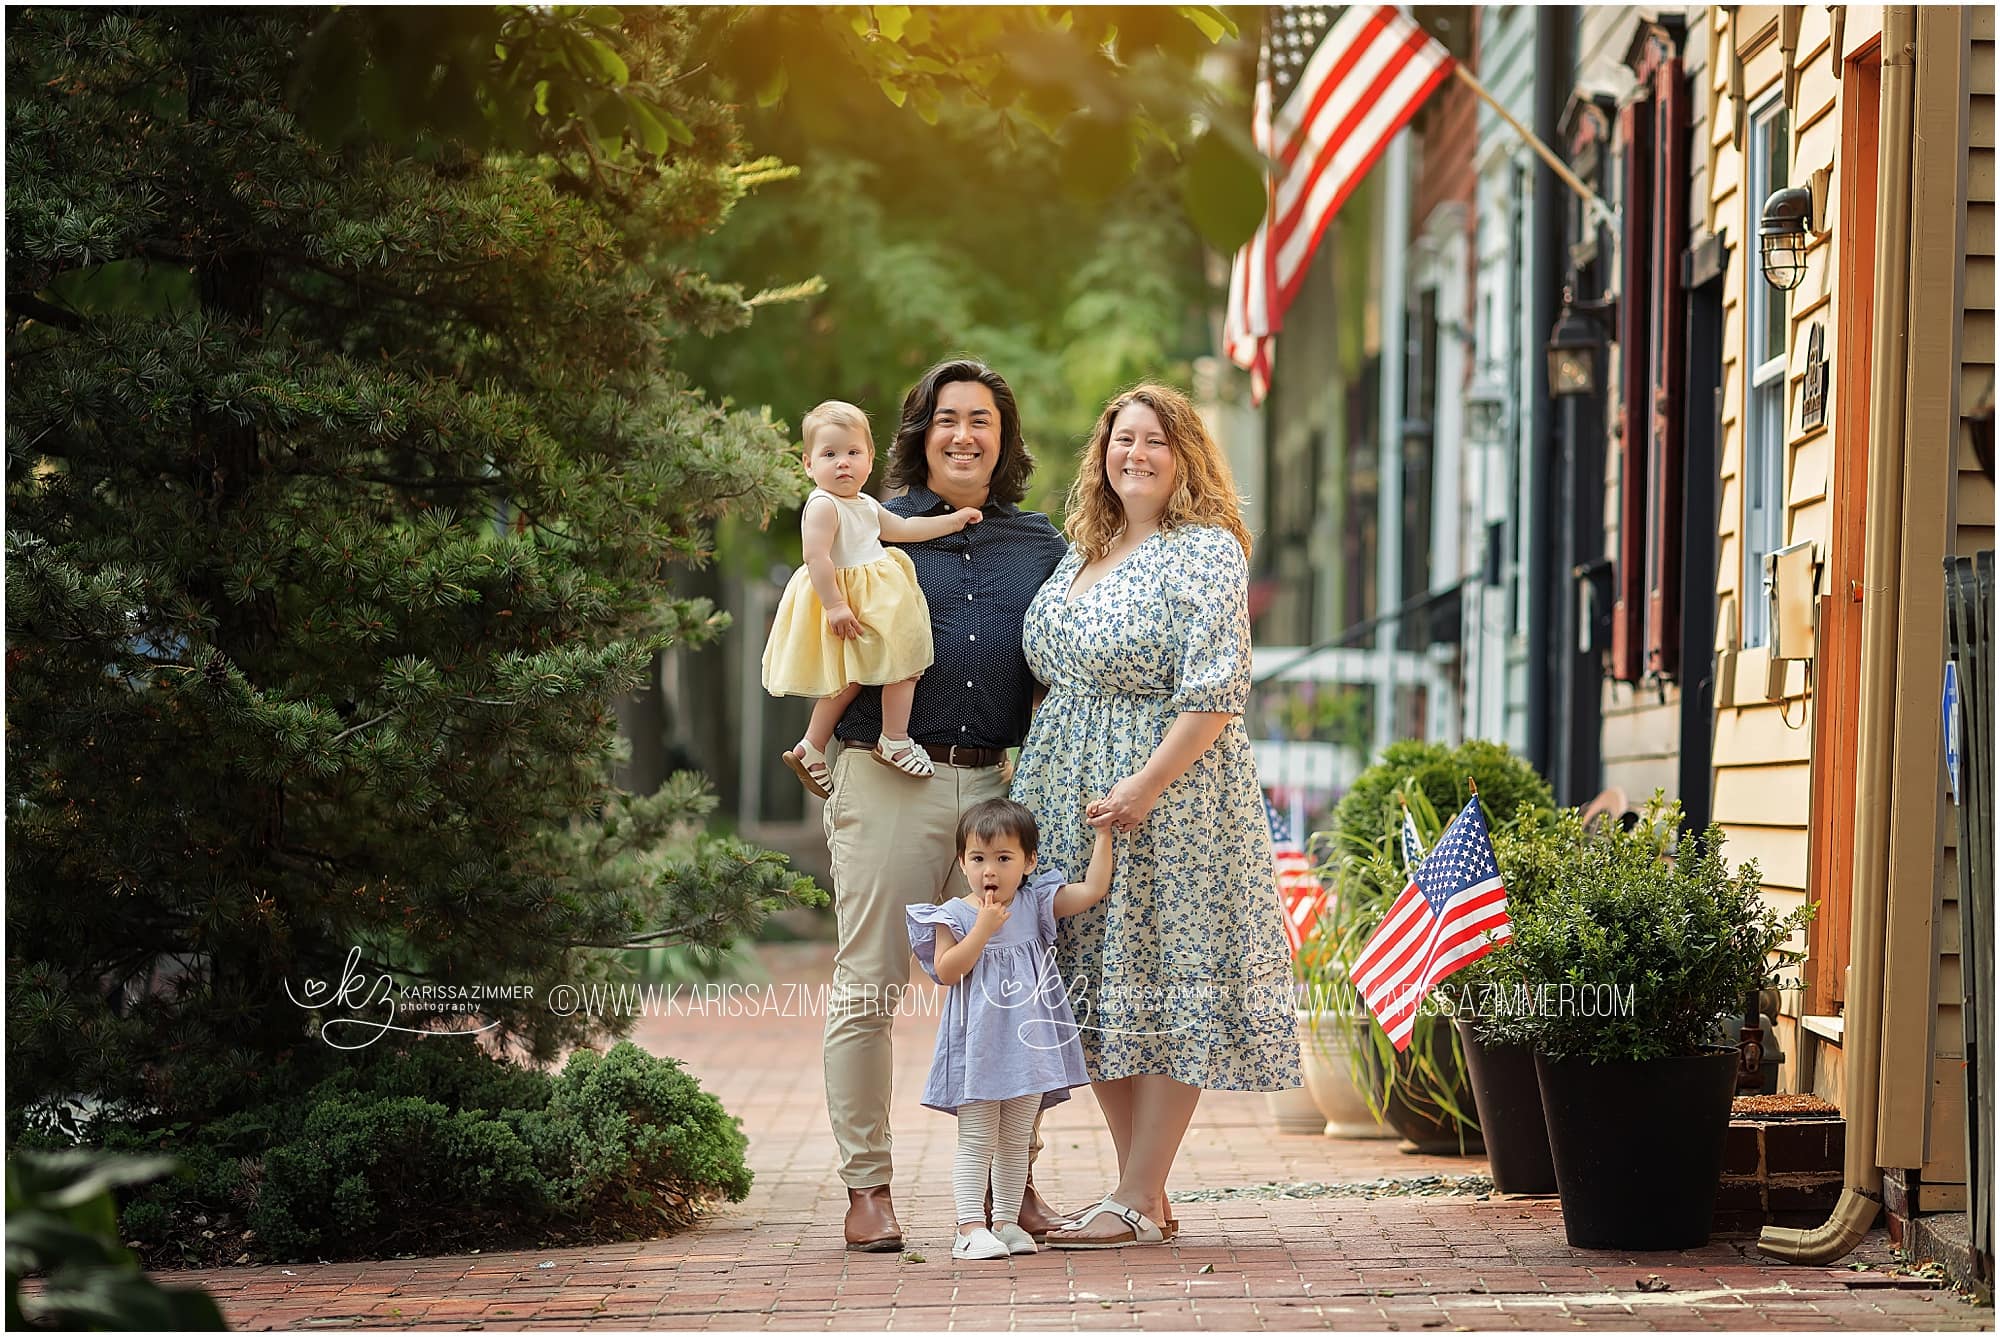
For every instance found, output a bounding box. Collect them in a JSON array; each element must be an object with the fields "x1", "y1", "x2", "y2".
[{"x1": 835, "y1": 483, "x2": 1068, "y2": 750}]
